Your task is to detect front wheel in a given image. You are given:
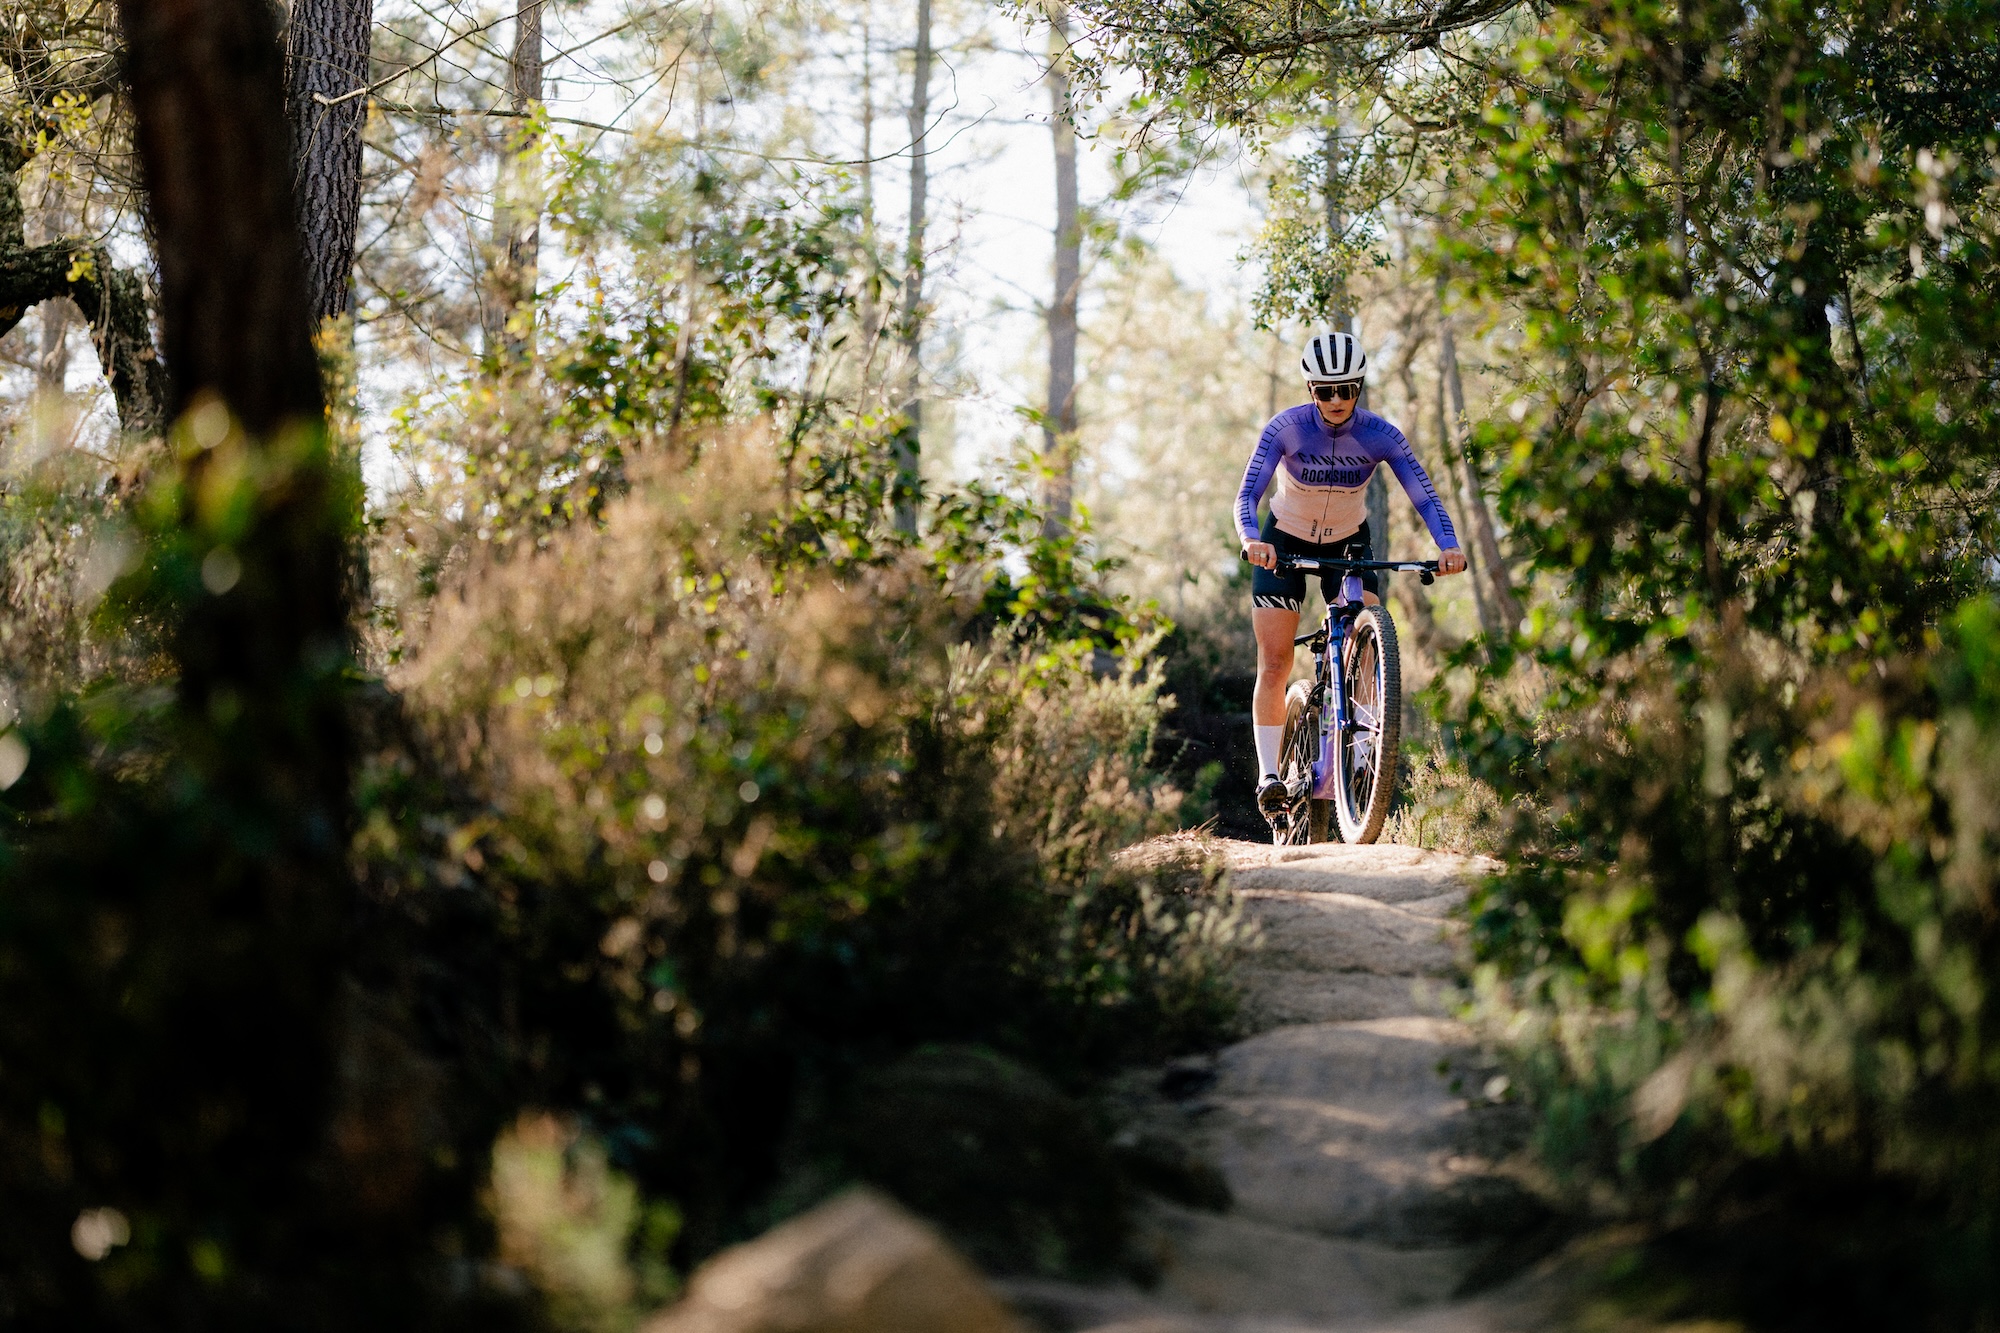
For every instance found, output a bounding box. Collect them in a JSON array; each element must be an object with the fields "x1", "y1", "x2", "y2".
[
  {"x1": 1273, "y1": 680, "x2": 1330, "y2": 845},
  {"x1": 1335, "y1": 604, "x2": 1402, "y2": 844}
]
